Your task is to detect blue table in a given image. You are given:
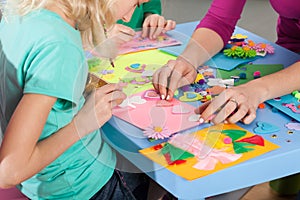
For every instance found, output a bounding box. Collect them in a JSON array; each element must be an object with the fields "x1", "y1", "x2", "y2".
[{"x1": 102, "y1": 21, "x2": 300, "y2": 200}]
